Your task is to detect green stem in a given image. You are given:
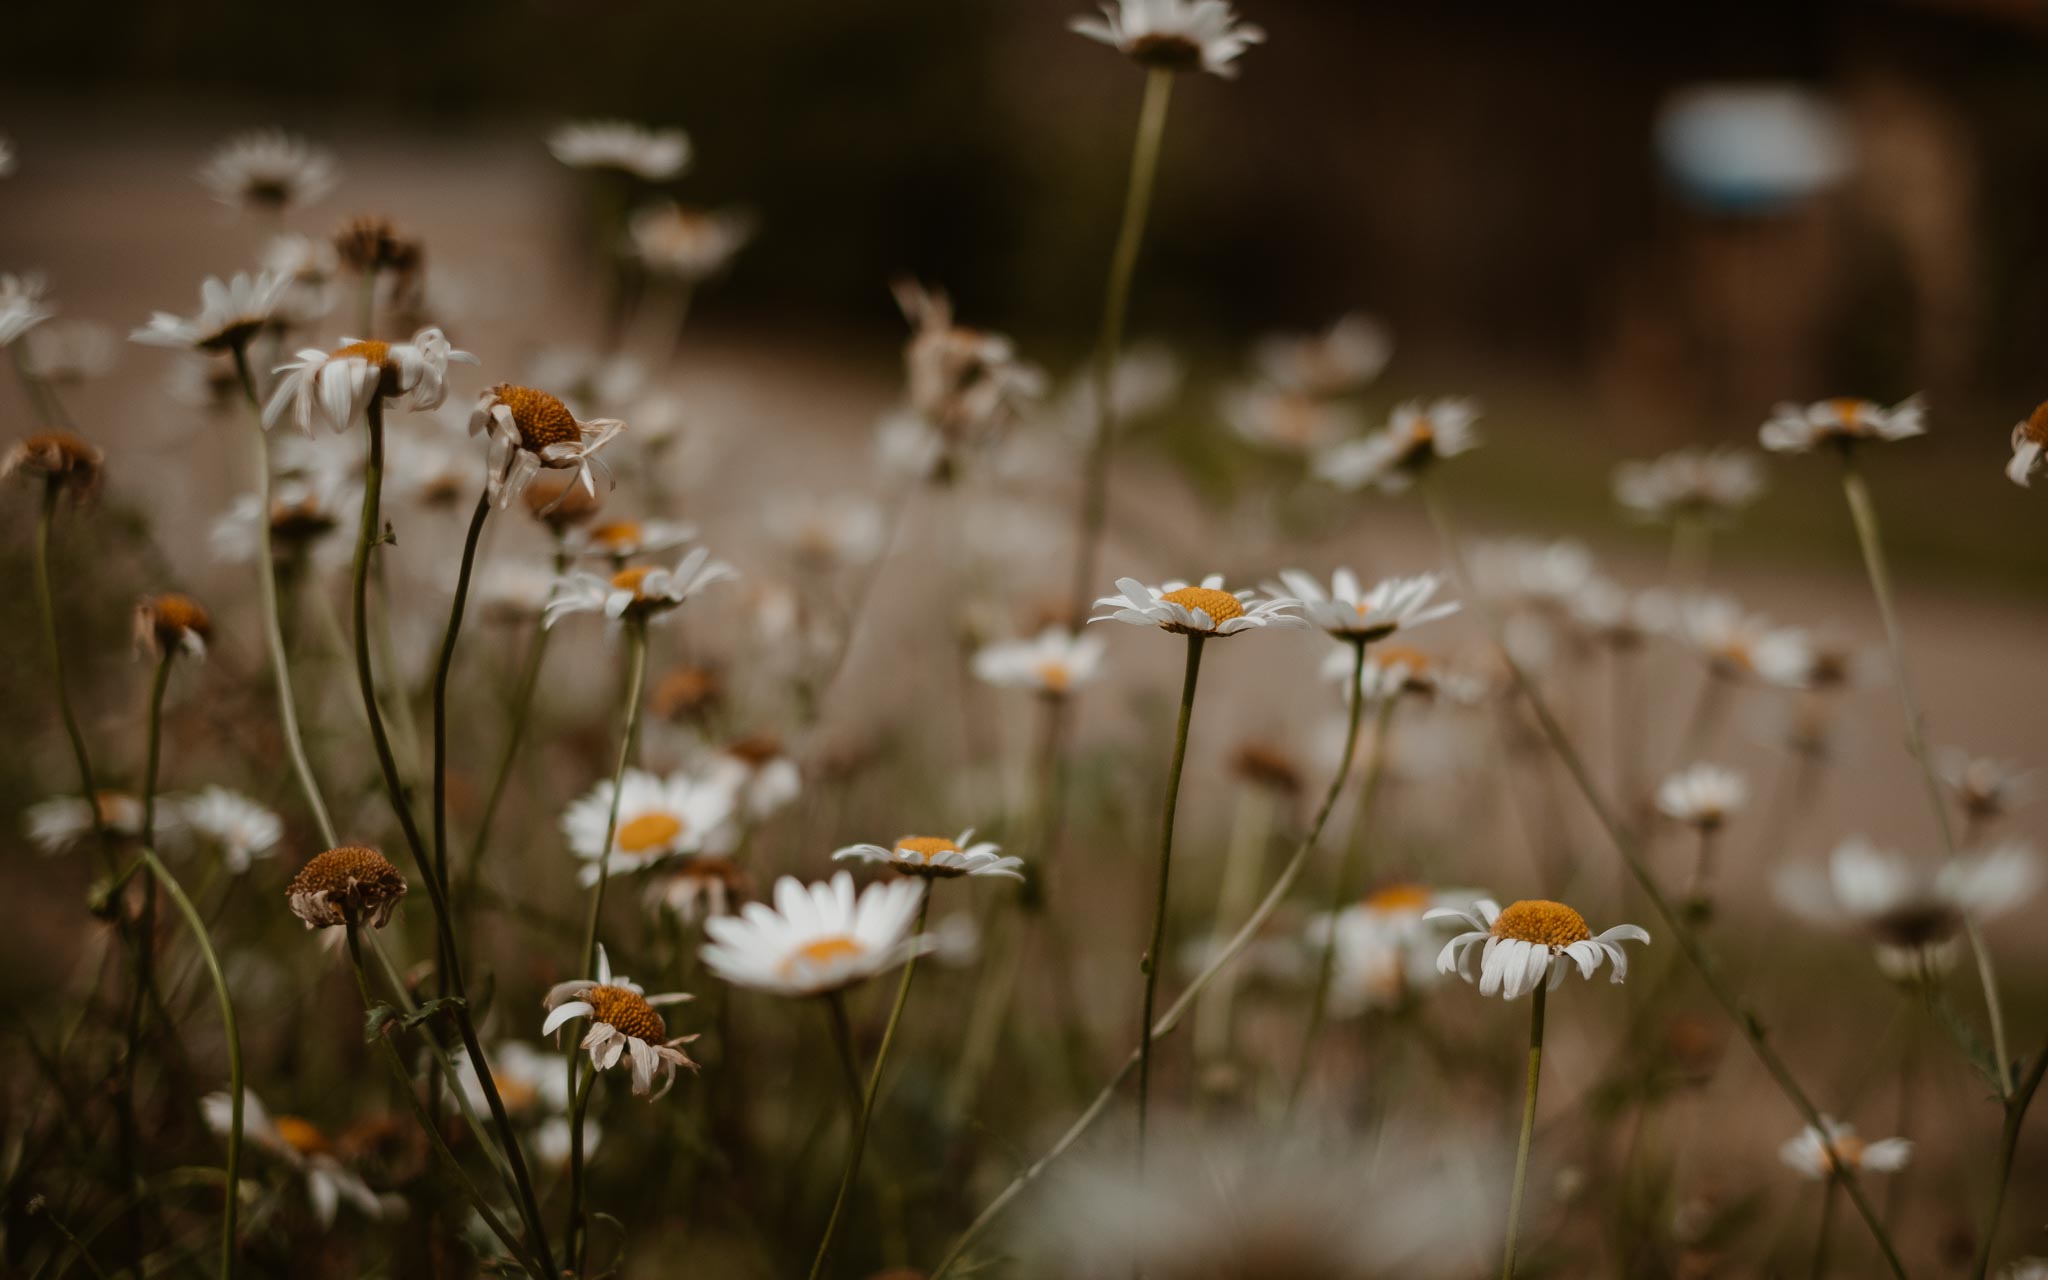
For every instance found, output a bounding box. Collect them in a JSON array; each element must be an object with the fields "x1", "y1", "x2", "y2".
[
  {"x1": 1809, "y1": 1177, "x2": 1838, "y2": 1280},
  {"x1": 33, "y1": 480, "x2": 108, "y2": 852},
  {"x1": 563, "y1": 1068, "x2": 598, "y2": 1274},
  {"x1": 116, "y1": 653, "x2": 177, "y2": 1275},
  {"x1": 430, "y1": 492, "x2": 492, "y2": 992},
  {"x1": 1970, "y1": 1040, "x2": 2047, "y2": 1280},
  {"x1": 1501, "y1": 982, "x2": 1546, "y2": 1280},
  {"x1": 1137, "y1": 632, "x2": 1202, "y2": 1172}
]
